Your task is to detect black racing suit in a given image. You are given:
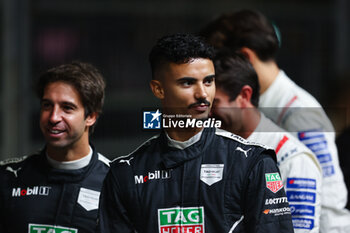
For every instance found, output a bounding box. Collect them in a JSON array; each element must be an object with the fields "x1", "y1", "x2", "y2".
[
  {"x1": 98, "y1": 128, "x2": 294, "y2": 233},
  {"x1": 0, "y1": 146, "x2": 110, "y2": 233}
]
